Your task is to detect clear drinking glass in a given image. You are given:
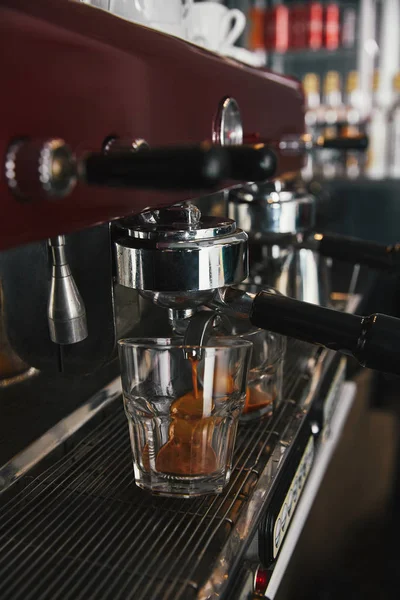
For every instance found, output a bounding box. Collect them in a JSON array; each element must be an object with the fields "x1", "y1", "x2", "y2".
[
  {"x1": 232, "y1": 285, "x2": 286, "y2": 421},
  {"x1": 118, "y1": 337, "x2": 252, "y2": 497},
  {"x1": 242, "y1": 327, "x2": 285, "y2": 421}
]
